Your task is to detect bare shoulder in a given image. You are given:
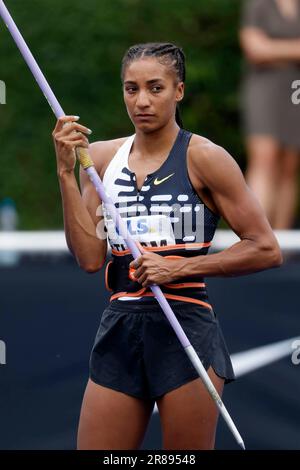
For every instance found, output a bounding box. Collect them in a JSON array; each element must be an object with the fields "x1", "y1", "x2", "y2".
[
  {"x1": 189, "y1": 133, "x2": 233, "y2": 163},
  {"x1": 88, "y1": 136, "x2": 129, "y2": 178},
  {"x1": 188, "y1": 133, "x2": 243, "y2": 188}
]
